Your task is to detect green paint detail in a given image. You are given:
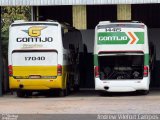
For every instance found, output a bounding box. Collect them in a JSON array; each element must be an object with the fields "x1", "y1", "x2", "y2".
[
  {"x1": 94, "y1": 54, "x2": 98, "y2": 66},
  {"x1": 135, "y1": 32, "x2": 144, "y2": 44},
  {"x1": 97, "y1": 32, "x2": 144, "y2": 45},
  {"x1": 144, "y1": 54, "x2": 149, "y2": 66},
  {"x1": 98, "y1": 32, "x2": 129, "y2": 44}
]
